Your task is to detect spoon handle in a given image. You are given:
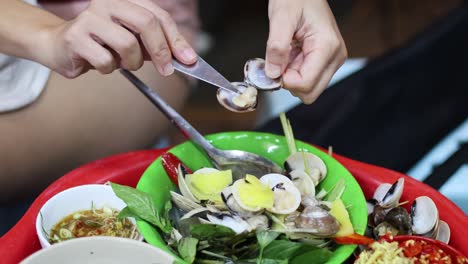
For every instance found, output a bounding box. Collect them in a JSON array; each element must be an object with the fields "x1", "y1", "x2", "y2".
[{"x1": 119, "y1": 69, "x2": 220, "y2": 160}]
